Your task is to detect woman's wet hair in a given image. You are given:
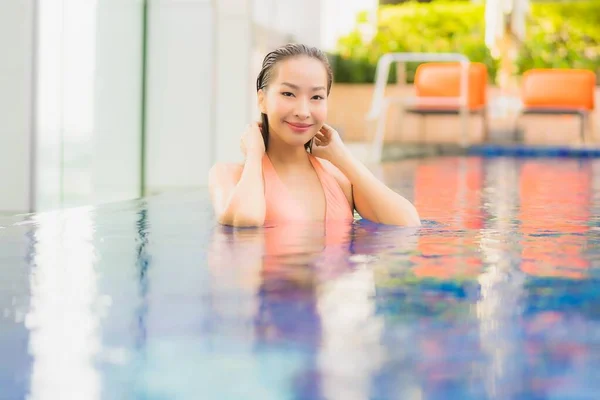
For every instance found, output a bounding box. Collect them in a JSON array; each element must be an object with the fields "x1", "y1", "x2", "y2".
[{"x1": 256, "y1": 43, "x2": 333, "y2": 152}]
